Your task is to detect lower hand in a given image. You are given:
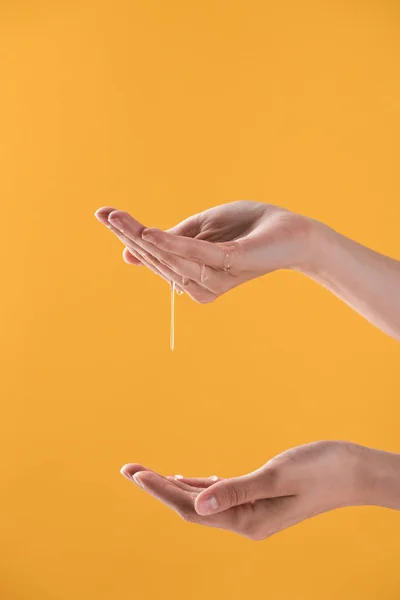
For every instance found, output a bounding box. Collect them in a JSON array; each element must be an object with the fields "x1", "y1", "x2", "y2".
[{"x1": 120, "y1": 441, "x2": 400, "y2": 540}]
